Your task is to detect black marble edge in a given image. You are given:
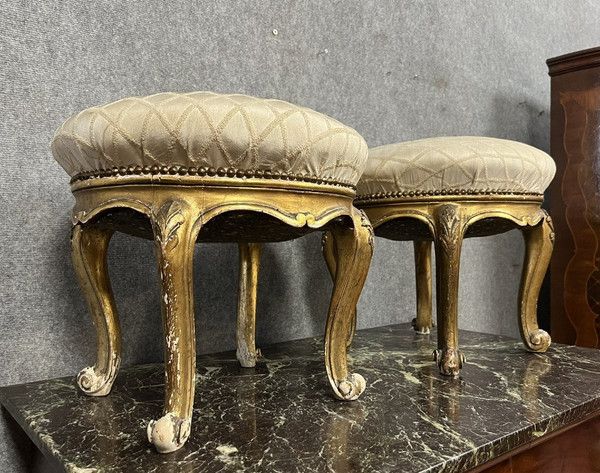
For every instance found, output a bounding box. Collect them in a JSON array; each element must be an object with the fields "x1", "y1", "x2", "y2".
[
  {"x1": 4, "y1": 375, "x2": 600, "y2": 473},
  {"x1": 0, "y1": 384, "x2": 67, "y2": 472},
  {"x1": 429, "y1": 397, "x2": 600, "y2": 473},
  {"x1": 3, "y1": 325, "x2": 600, "y2": 472}
]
